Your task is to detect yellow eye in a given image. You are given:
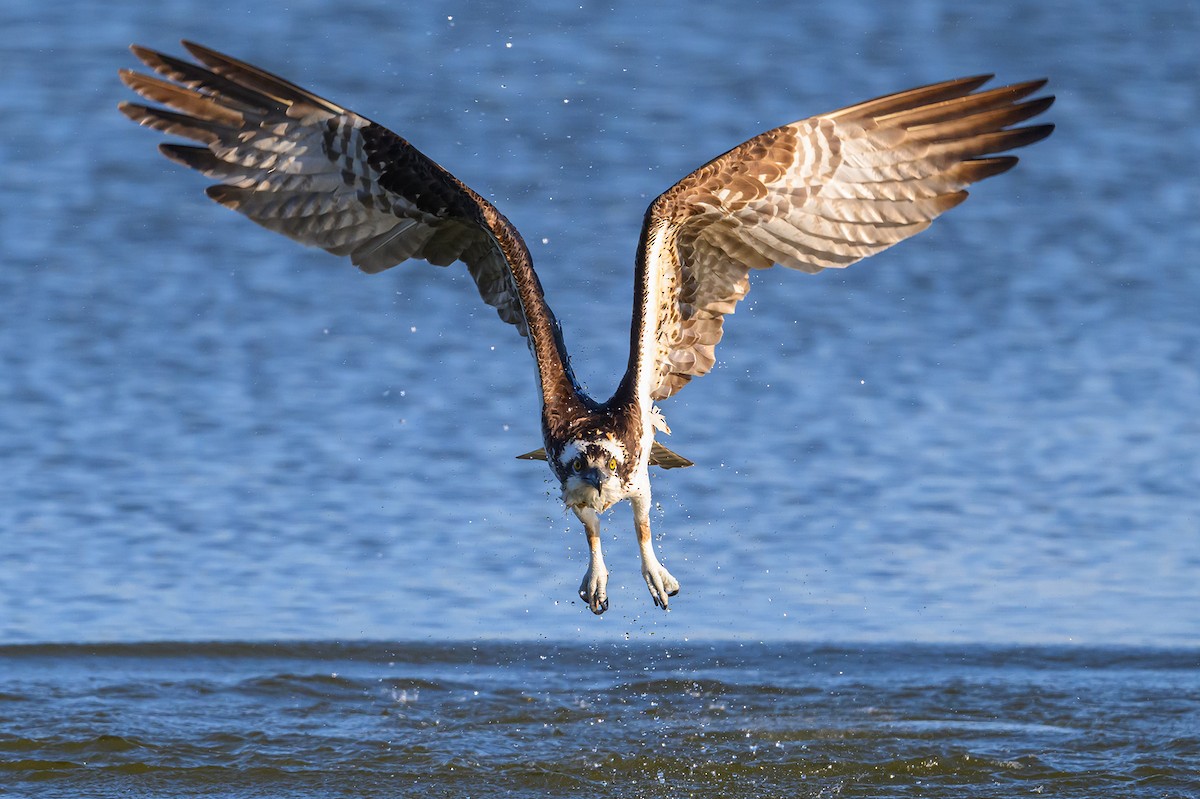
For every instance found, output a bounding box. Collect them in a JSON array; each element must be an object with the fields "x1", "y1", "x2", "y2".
[
  {"x1": 572, "y1": 458, "x2": 584, "y2": 473},
  {"x1": 608, "y1": 457, "x2": 618, "y2": 471}
]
